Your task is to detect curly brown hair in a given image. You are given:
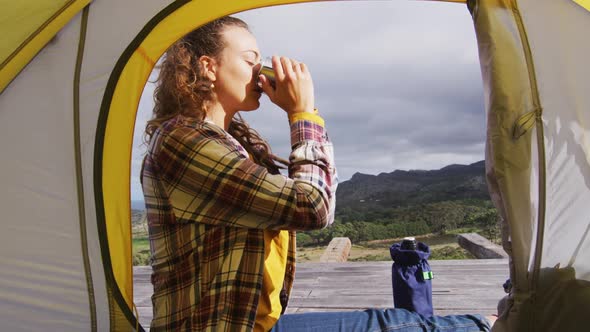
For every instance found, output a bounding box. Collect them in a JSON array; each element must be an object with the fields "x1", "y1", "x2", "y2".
[{"x1": 145, "y1": 16, "x2": 287, "y2": 174}]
